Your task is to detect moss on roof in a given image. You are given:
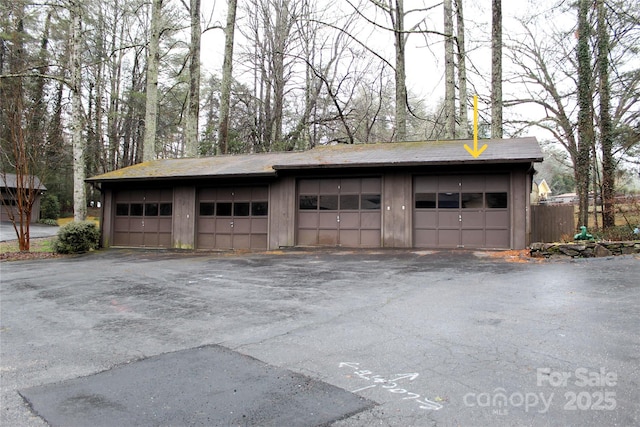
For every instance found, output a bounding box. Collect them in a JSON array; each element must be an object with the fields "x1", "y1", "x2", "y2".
[{"x1": 87, "y1": 137, "x2": 543, "y2": 182}]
